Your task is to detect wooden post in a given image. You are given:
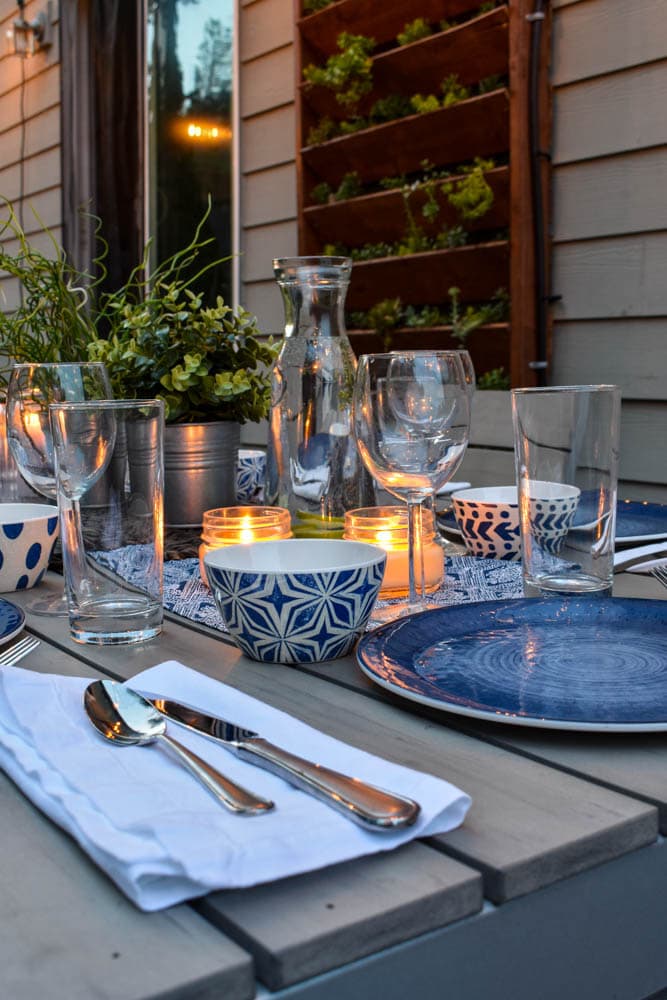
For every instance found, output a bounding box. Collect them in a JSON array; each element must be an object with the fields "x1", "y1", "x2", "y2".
[{"x1": 509, "y1": 0, "x2": 552, "y2": 388}]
